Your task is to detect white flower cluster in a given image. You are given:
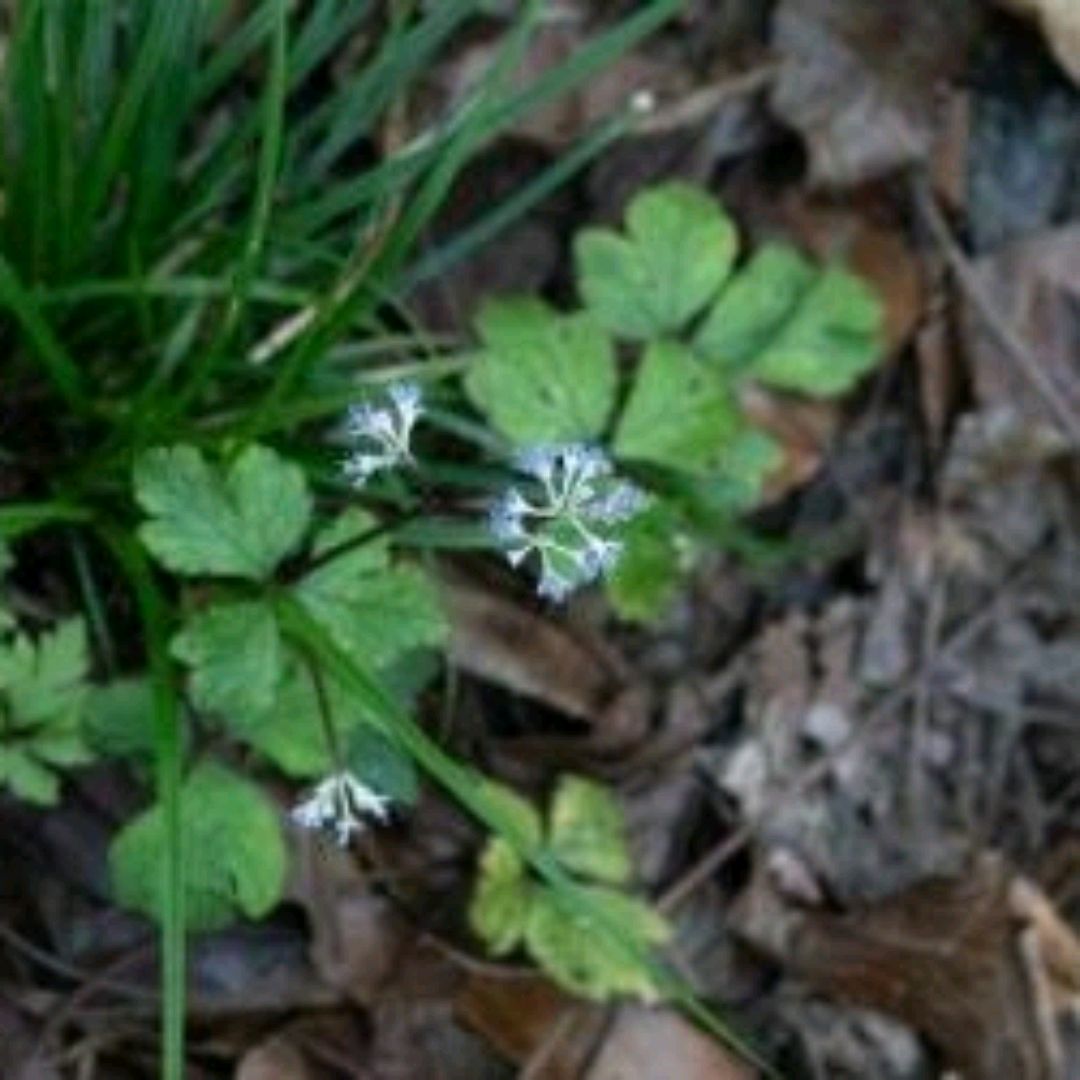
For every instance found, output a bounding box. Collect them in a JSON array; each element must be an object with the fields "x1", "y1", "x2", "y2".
[
  {"x1": 488, "y1": 444, "x2": 645, "y2": 601},
  {"x1": 290, "y1": 771, "x2": 391, "y2": 847},
  {"x1": 342, "y1": 381, "x2": 423, "y2": 487}
]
